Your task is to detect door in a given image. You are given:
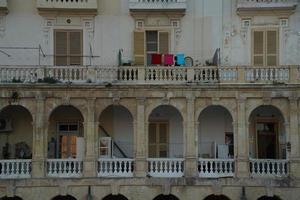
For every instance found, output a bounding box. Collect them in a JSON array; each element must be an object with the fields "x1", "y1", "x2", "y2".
[
  {"x1": 148, "y1": 122, "x2": 169, "y2": 158},
  {"x1": 256, "y1": 122, "x2": 278, "y2": 159}
]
